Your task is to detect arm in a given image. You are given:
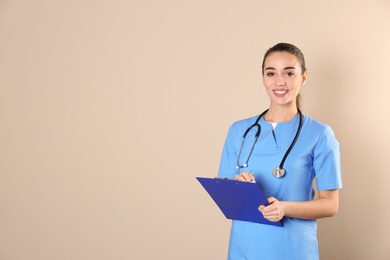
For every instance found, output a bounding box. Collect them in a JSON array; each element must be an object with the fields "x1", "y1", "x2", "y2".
[
  {"x1": 258, "y1": 189, "x2": 339, "y2": 222},
  {"x1": 259, "y1": 125, "x2": 342, "y2": 222}
]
